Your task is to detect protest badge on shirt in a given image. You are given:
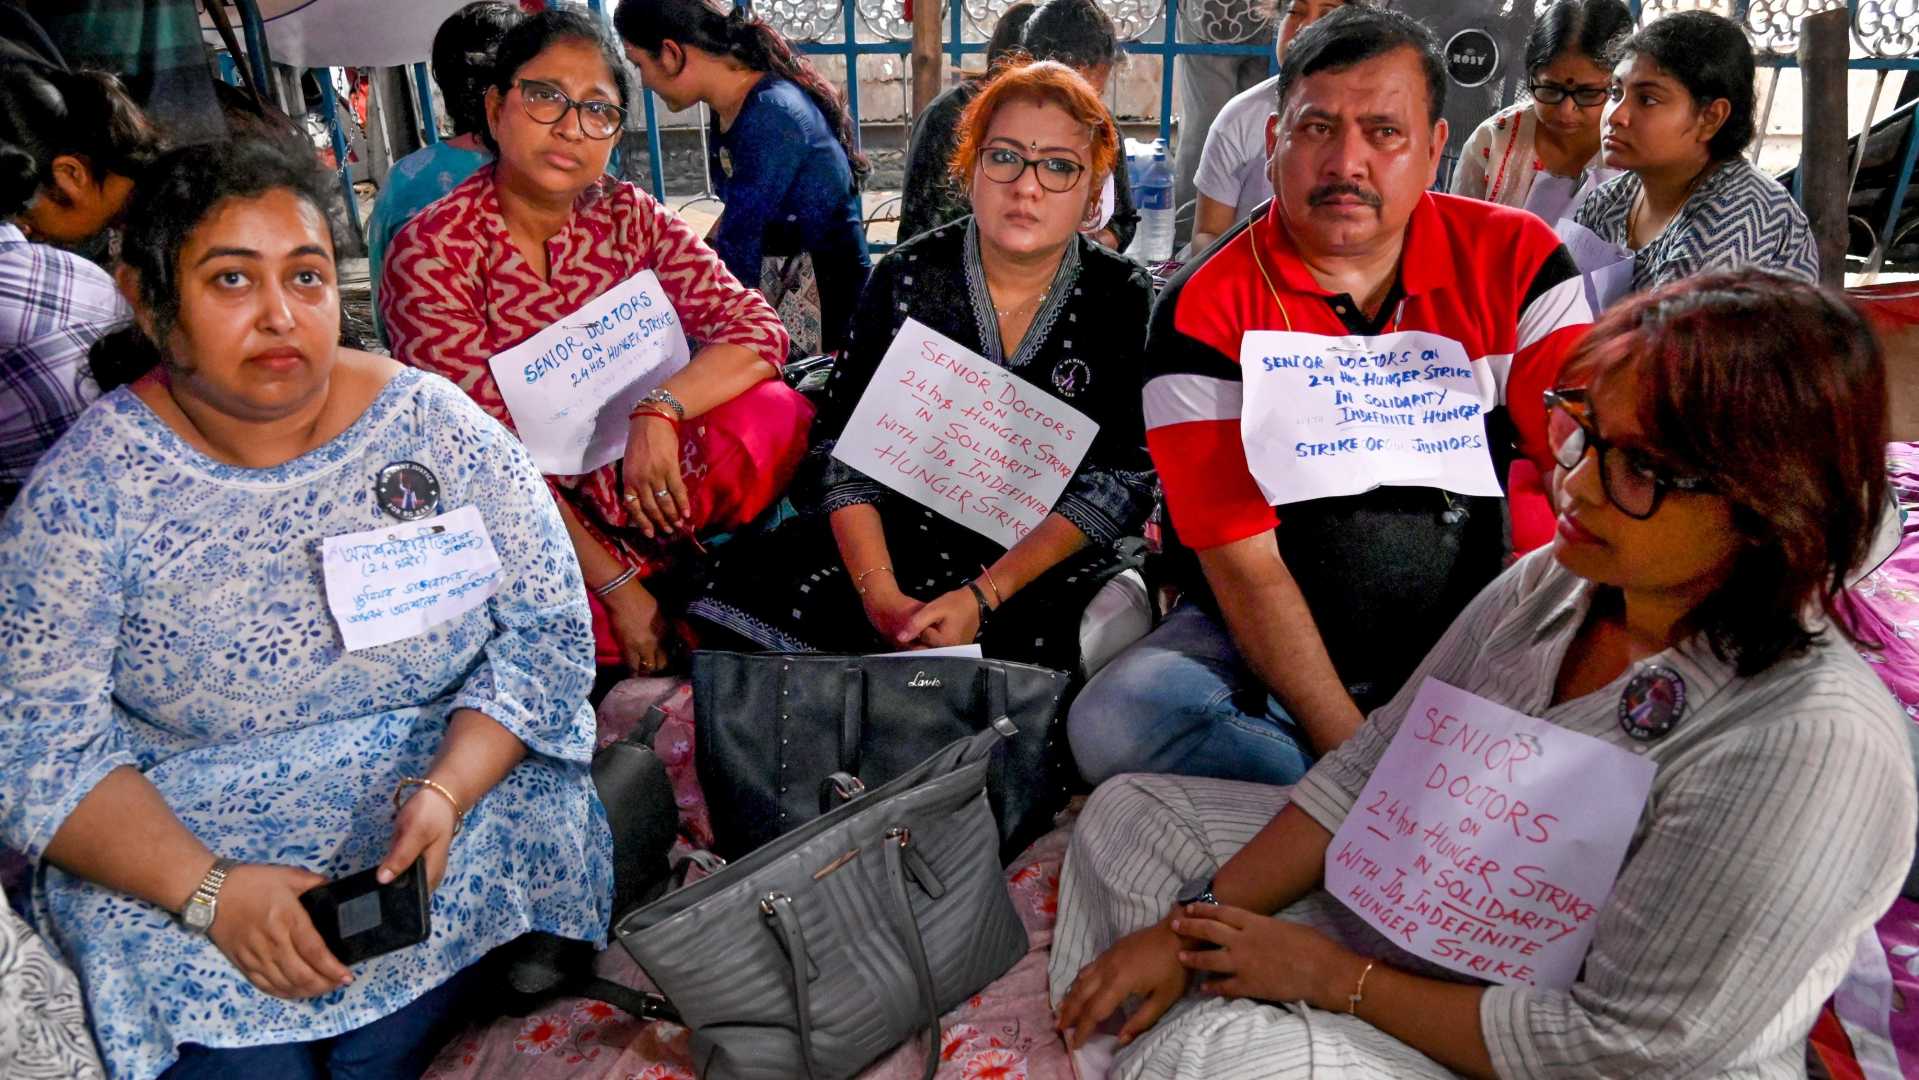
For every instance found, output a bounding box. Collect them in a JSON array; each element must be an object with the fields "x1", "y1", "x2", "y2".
[
  {"x1": 1324, "y1": 677, "x2": 1655, "y2": 989},
  {"x1": 486, "y1": 270, "x2": 690, "y2": 476},
  {"x1": 830, "y1": 318, "x2": 1100, "y2": 549},
  {"x1": 321, "y1": 505, "x2": 504, "y2": 652},
  {"x1": 1238, "y1": 329, "x2": 1502, "y2": 506}
]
